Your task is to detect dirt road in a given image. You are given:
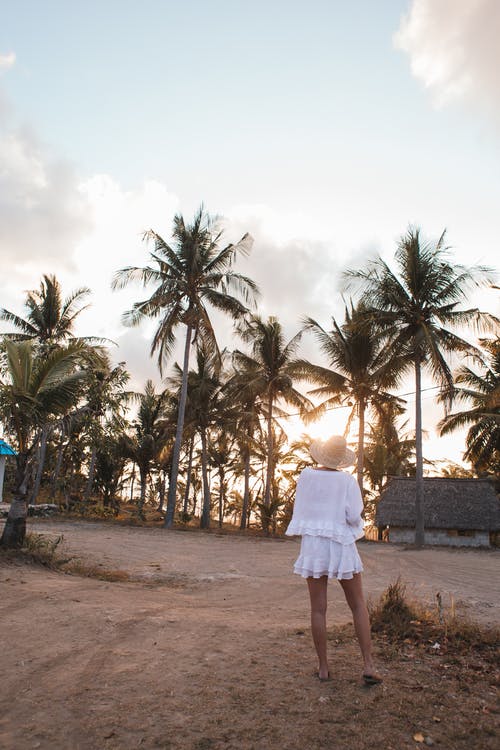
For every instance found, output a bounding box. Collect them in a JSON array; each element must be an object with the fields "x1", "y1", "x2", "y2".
[
  {"x1": 1, "y1": 519, "x2": 498, "y2": 750},
  {"x1": 25, "y1": 518, "x2": 500, "y2": 625}
]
